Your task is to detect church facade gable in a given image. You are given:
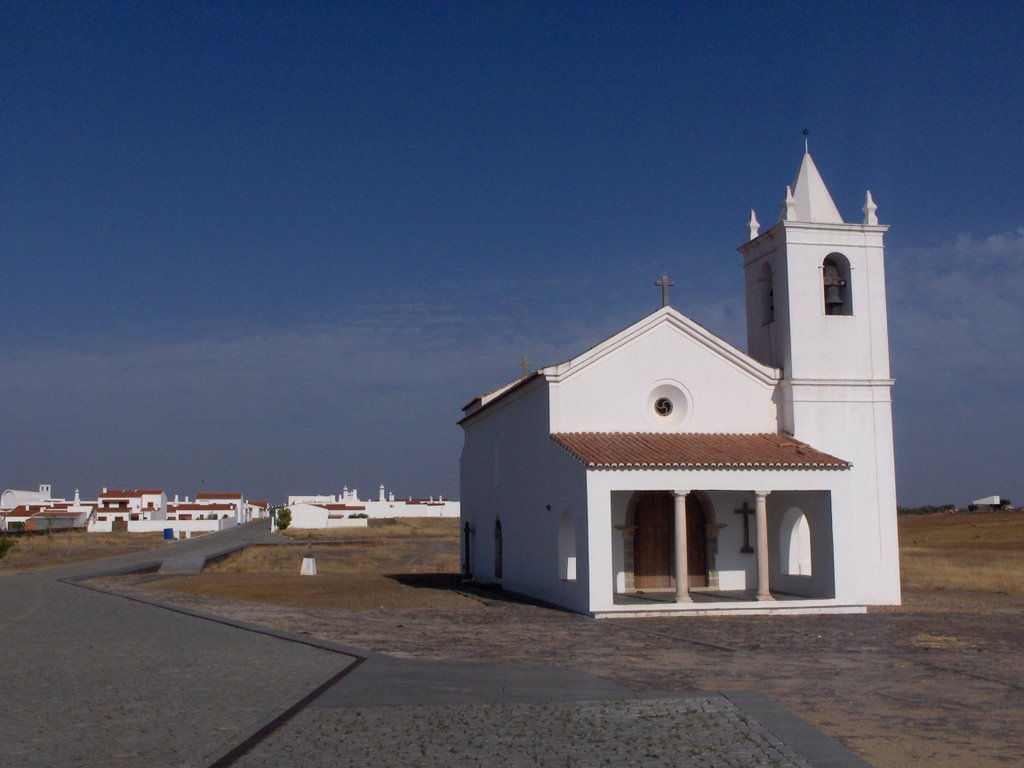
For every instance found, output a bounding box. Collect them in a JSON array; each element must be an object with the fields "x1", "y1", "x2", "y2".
[{"x1": 545, "y1": 309, "x2": 780, "y2": 435}]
